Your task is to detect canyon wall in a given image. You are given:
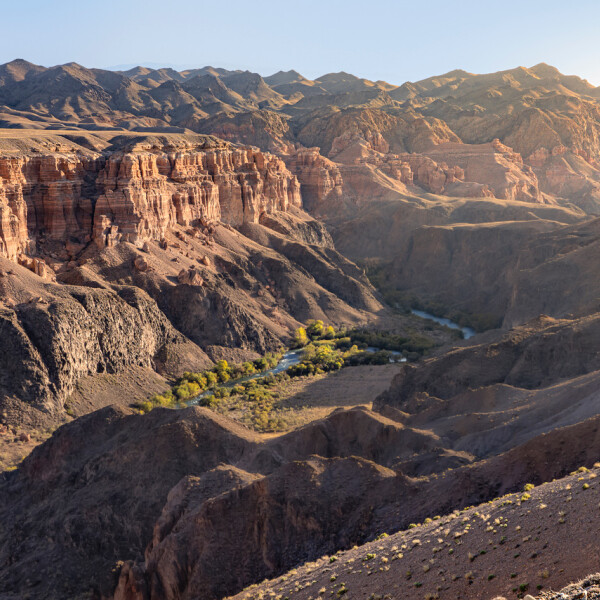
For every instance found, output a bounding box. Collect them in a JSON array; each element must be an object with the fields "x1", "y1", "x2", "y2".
[{"x1": 0, "y1": 143, "x2": 301, "y2": 262}]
